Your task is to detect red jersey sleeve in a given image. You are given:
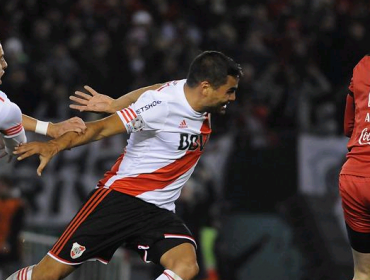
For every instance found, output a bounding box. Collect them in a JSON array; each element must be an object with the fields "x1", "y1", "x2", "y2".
[{"x1": 344, "y1": 91, "x2": 355, "y2": 137}]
